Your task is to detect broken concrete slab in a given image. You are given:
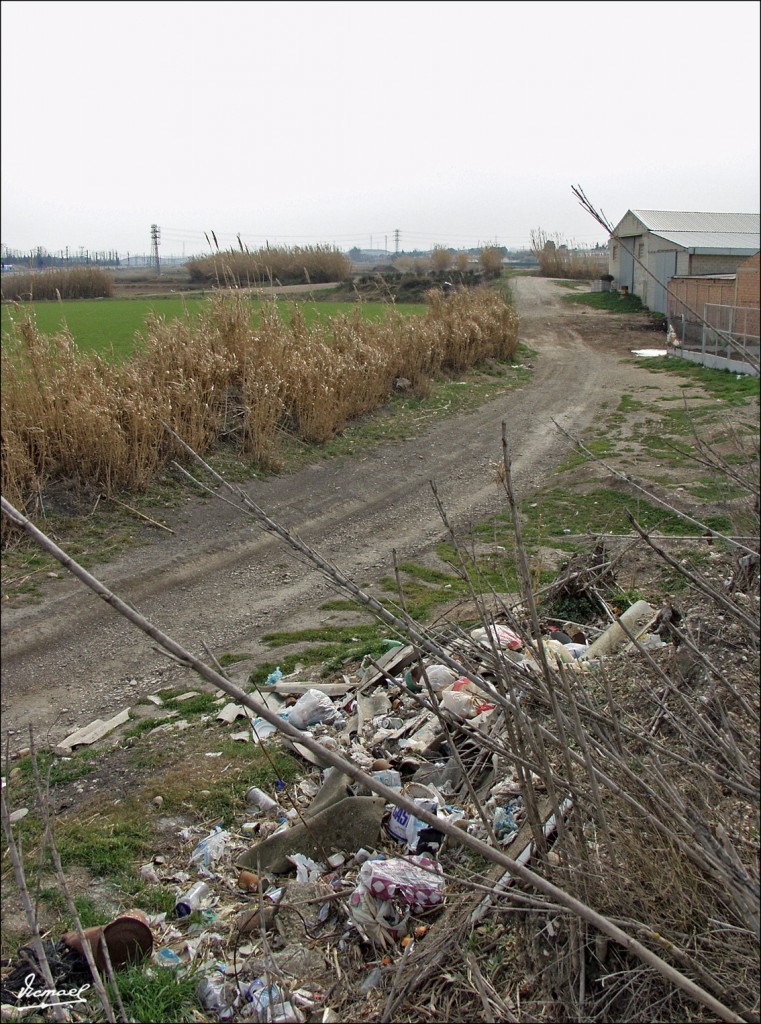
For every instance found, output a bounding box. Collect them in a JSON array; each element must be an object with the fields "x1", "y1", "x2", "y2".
[
  {"x1": 216, "y1": 703, "x2": 248, "y2": 724},
  {"x1": 359, "y1": 645, "x2": 417, "y2": 688},
  {"x1": 303, "y1": 768, "x2": 353, "y2": 819},
  {"x1": 281, "y1": 738, "x2": 335, "y2": 768},
  {"x1": 55, "y1": 708, "x2": 131, "y2": 753},
  {"x1": 237, "y1": 796, "x2": 386, "y2": 874}
]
